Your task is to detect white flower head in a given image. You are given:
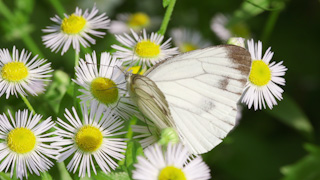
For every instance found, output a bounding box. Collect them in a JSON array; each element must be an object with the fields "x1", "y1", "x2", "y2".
[
  {"x1": 0, "y1": 109, "x2": 60, "y2": 180},
  {"x1": 241, "y1": 39, "x2": 288, "y2": 110},
  {"x1": 74, "y1": 51, "x2": 139, "y2": 120},
  {"x1": 132, "y1": 143, "x2": 211, "y2": 180},
  {"x1": 109, "y1": 12, "x2": 159, "y2": 34},
  {"x1": 54, "y1": 103, "x2": 127, "y2": 178},
  {"x1": 170, "y1": 28, "x2": 211, "y2": 53},
  {"x1": 210, "y1": 13, "x2": 231, "y2": 42},
  {"x1": 42, "y1": 5, "x2": 110, "y2": 55},
  {"x1": 112, "y1": 29, "x2": 179, "y2": 68},
  {"x1": 0, "y1": 46, "x2": 52, "y2": 99}
]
